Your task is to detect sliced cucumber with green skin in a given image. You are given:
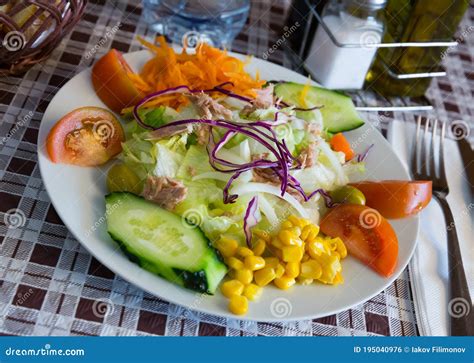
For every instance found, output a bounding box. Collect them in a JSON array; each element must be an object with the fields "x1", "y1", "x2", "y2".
[
  {"x1": 274, "y1": 82, "x2": 364, "y2": 133},
  {"x1": 105, "y1": 192, "x2": 227, "y2": 294}
]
